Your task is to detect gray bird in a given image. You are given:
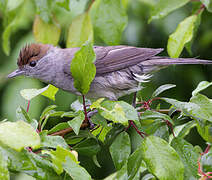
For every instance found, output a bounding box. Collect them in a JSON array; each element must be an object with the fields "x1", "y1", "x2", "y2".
[{"x1": 8, "y1": 43, "x2": 212, "y2": 100}]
